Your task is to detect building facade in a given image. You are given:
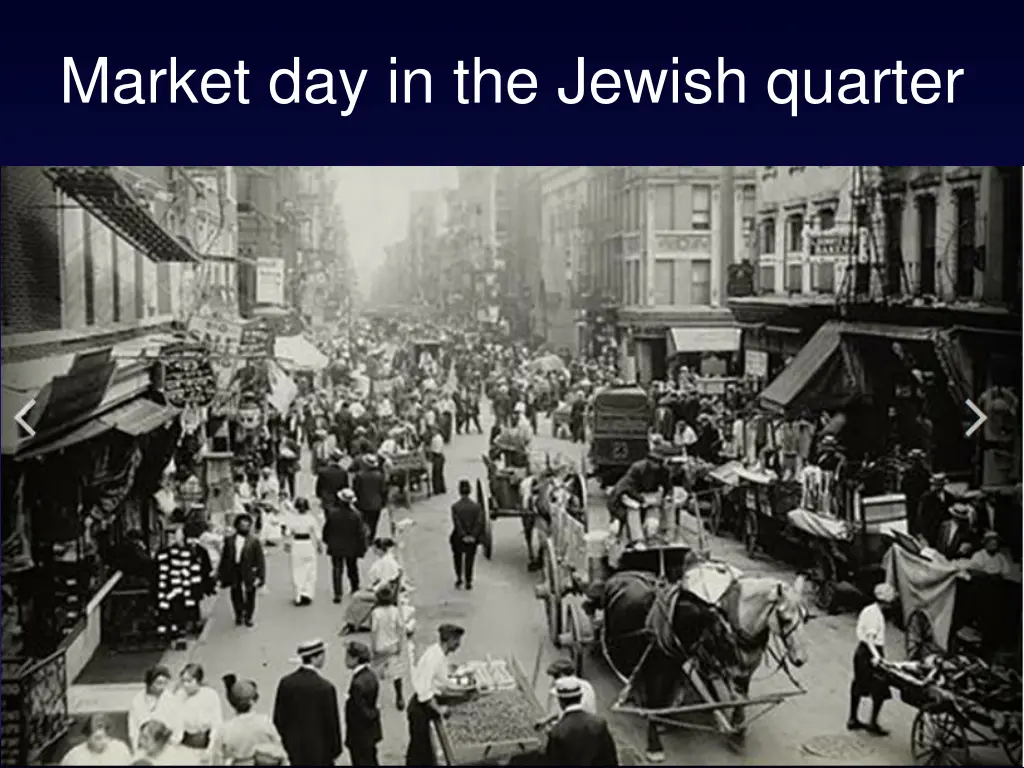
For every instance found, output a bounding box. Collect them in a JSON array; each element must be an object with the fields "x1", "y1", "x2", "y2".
[
  {"x1": 734, "y1": 165, "x2": 1022, "y2": 486},
  {"x1": 587, "y1": 166, "x2": 757, "y2": 383}
]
